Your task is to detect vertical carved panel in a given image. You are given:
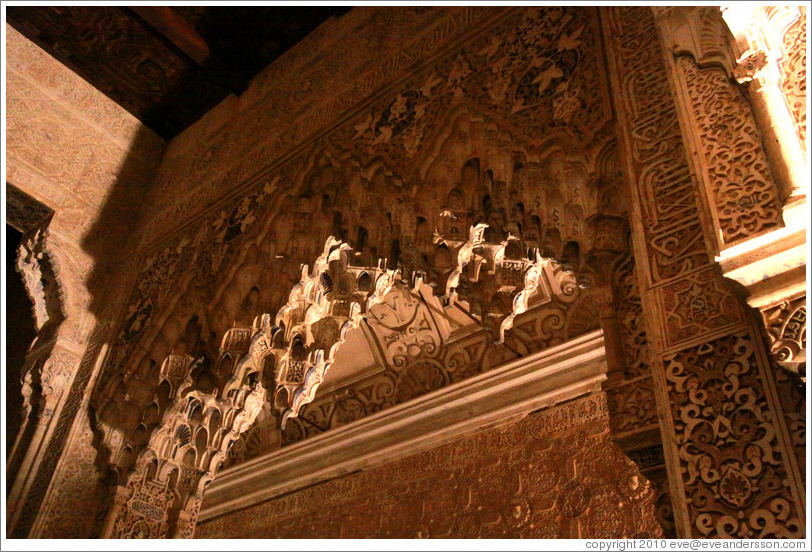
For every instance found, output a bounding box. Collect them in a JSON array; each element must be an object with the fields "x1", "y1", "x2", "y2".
[
  {"x1": 605, "y1": 6, "x2": 806, "y2": 538},
  {"x1": 772, "y1": 368, "x2": 806, "y2": 481},
  {"x1": 678, "y1": 58, "x2": 783, "y2": 245},
  {"x1": 663, "y1": 332, "x2": 802, "y2": 538},
  {"x1": 607, "y1": 10, "x2": 709, "y2": 285},
  {"x1": 614, "y1": 252, "x2": 651, "y2": 381},
  {"x1": 32, "y1": 415, "x2": 109, "y2": 538},
  {"x1": 11, "y1": 348, "x2": 88, "y2": 538},
  {"x1": 779, "y1": 7, "x2": 807, "y2": 149}
]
